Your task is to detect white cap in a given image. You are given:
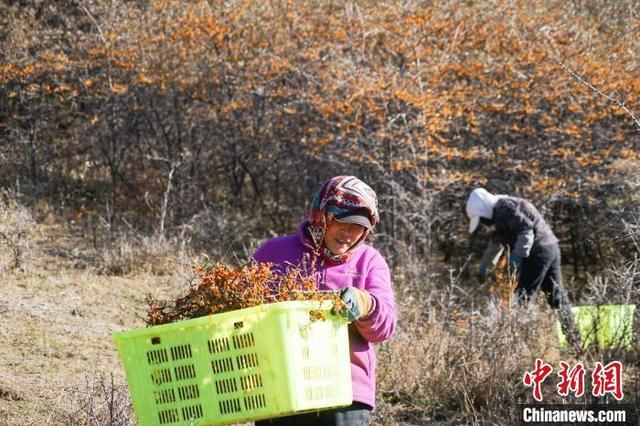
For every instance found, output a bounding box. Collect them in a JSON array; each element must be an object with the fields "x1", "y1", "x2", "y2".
[{"x1": 466, "y1": 188, "x2": 499, "y2": 233}]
